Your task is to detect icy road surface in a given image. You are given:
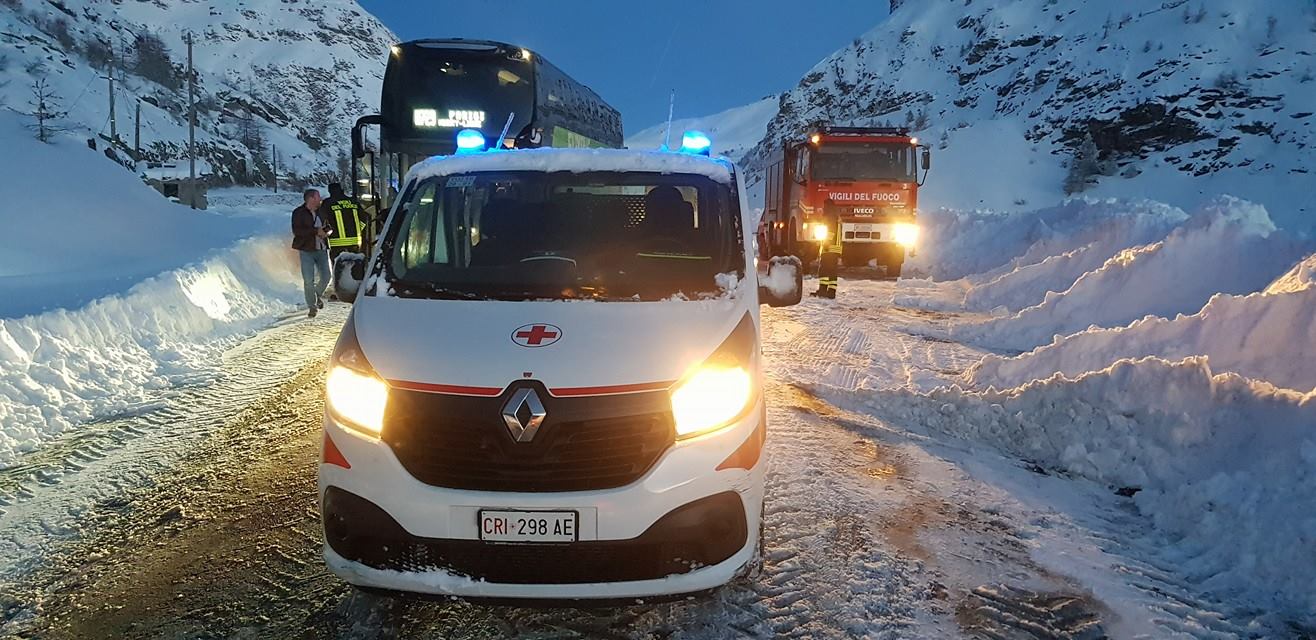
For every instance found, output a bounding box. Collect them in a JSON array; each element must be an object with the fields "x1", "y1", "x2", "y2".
[{"x1": 0, "y1": 279, "x2": 1275, "y2": 639}]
